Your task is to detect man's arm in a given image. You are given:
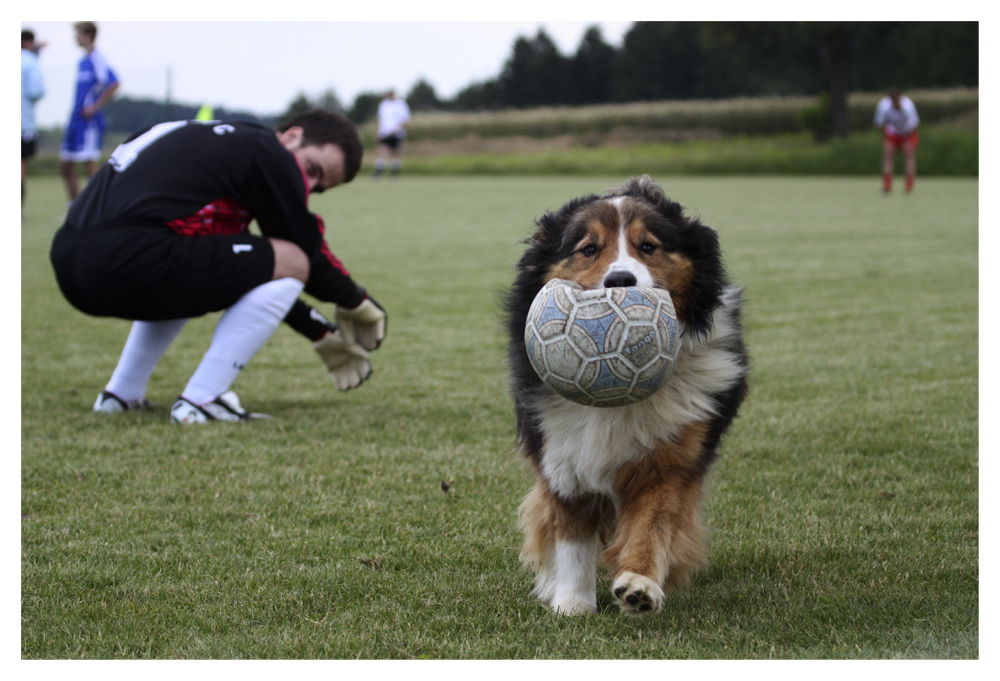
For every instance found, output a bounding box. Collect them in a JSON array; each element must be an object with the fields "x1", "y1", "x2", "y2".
[
  {"x1": 904, "y1": 99, "x2": 920, "y2": 132},
  {"x1": 873, "y1": 100, "x2": 887, "y2": 129},
  {"x1": 24, "y1": 56, "x2": 45, "y2": 102},
  {"x1": 303, "y1": 222, "x2": 367, "y2": 308},
  {"x1": 83, "y1": 81, "x2": 119, "y2": 119}
]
